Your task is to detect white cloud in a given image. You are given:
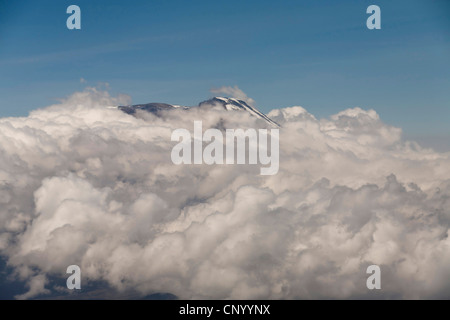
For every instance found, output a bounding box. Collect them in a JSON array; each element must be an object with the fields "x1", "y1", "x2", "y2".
[
  {"x1": 0, "y1": 87, "x2": 449, "y2": 299},
  {"x1": 15, "y1": 274, "x2": 50, "y2": 300}
]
